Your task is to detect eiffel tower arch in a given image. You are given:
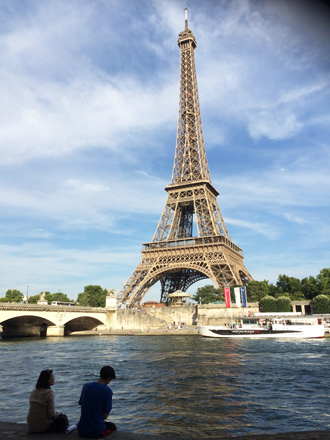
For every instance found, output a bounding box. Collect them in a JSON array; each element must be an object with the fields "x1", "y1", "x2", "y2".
[{"x1": 117, "y1": 9, "x2": 253, "y2": 307}]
